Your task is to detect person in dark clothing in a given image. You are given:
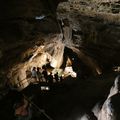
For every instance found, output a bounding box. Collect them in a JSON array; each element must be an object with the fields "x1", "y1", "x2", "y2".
[
  {"x1": 54, "y1": 72, "x2": 59, "y2": 83},
  {"x1": 47, "y1": 72, "x2": 53, "y2": 84},
  {"x1": 31, "y1": 67, "x2": 37, "y2": 83},
  {"x1": 36, "y1": 67, "x2": 43, "y2": 82},
  {"x1": 42, "y1": 67, "x2": 48, "y2": 82},
  {"x1": 59, "y1": 76, "x2": 63, "y2": 82}
]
